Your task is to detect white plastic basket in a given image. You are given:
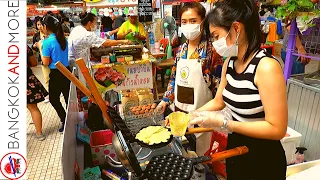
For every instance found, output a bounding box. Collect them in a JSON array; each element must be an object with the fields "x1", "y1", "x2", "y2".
[{"x1": 281, "y1": 127, "x2": 302, "y2": 165}]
